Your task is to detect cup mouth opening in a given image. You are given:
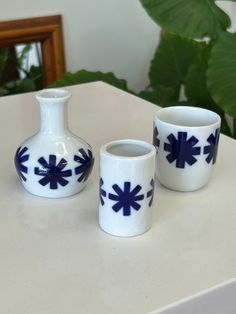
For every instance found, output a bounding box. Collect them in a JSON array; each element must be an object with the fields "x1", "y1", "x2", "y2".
[
  {"x1": 101, "y1": 139, "x2": 155, "y2": 159},
  {"x1": 36, "y1": 88, "x2": 71, "y2": 101},
  {"x1": 155, "y1": 106, "x2": 221, "y2": 128}
]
